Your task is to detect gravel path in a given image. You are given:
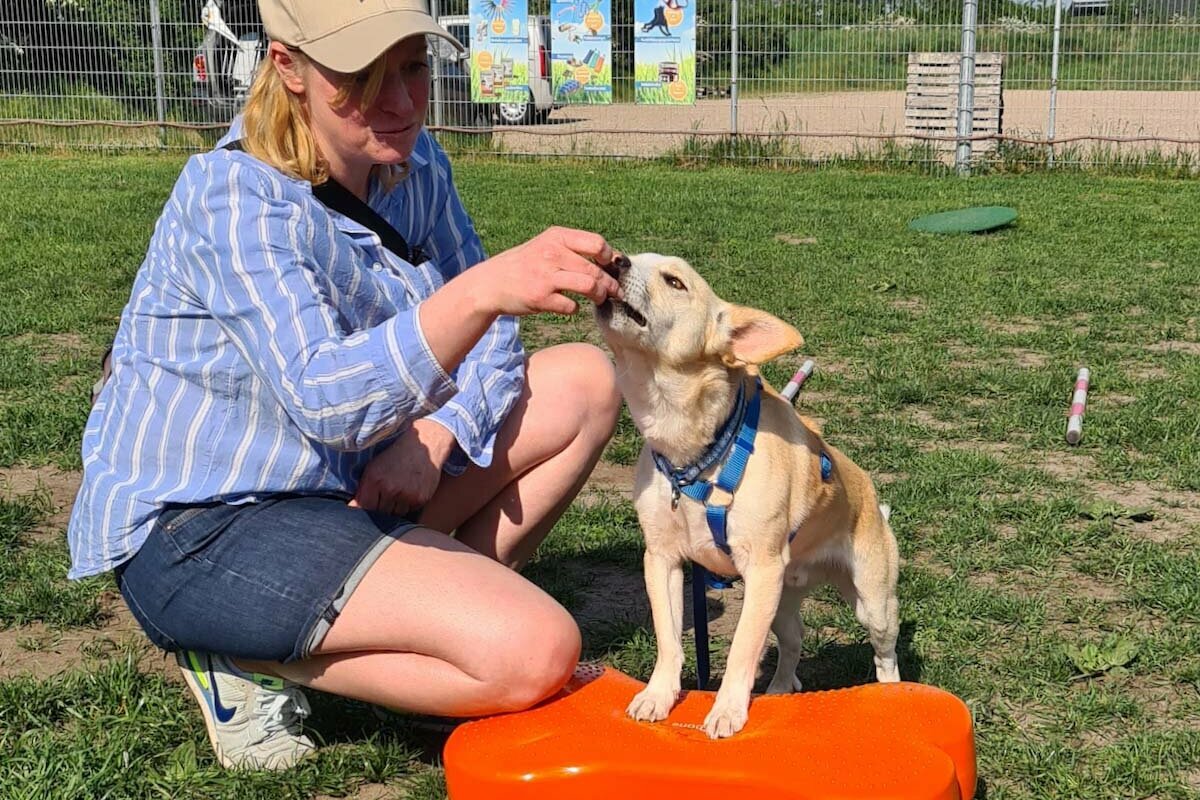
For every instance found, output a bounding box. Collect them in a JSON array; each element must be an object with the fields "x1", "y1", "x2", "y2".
[{"x1": 493, "y1": 90, "x2": 1200, "y2": 158}]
